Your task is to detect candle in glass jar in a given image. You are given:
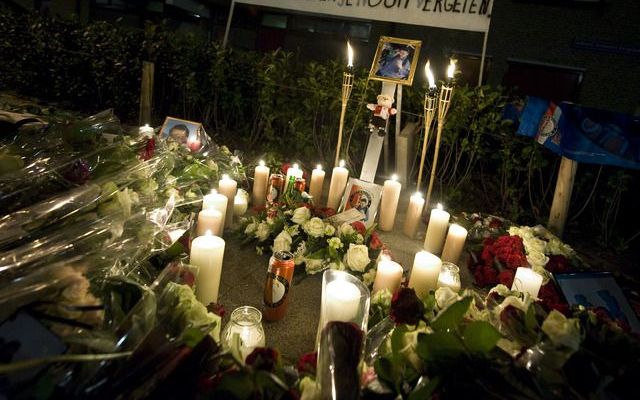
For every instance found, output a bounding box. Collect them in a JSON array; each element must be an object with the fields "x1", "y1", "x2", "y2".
[
  {"x1": 402, "y1": 192, "x2": 425, "y2": 238},
  {"x1": 234, "y1": 194, "x2": 248, "y2": 217},
  {"x1": 309, "y1": 164, "x2": 326, "y2": 204},
  {"x1": 323, "y1": 279, "x2": 360, "y2": 322},
  {"x1": 441, "y1": 224, "x2": 468, "y2": 265},
  {"x1": 196, "y1": 208, "x2": 223, "y2": 237},
  {"x1": 378, "y1": 174, "x2": 402, "y2": 231},
  {"x1": 202, "y1": 190, "x2": 227, "y2": 235},
  {"x1": 285, "y1": 163, "x2": 303, "y2": 181},
  {"x1": 252, "y1": 160, "x2": 270, "y2": 207},
  {"x1": 326, "y1": 160, "x2": 349, "y2": 211},
  {"x1": 511, "y1": 267, "x2": 543, "y2": 298},
  {"x1": 423, "y1": 204, "x2": 450, "y2": 254},
  {"x1": 218, "y1": 174, "x2": 237, "y2": 228},
  {"x1": 408, "y1": 250, "x2": 442, "y2": 298},
  {"x1": 190, "y1": 232, "x2": 226, "y2": 305},
  {"x1": 437, "y1": 262, "x2": 461, "y2": 292},
  {"x1": 372, "y1": 257, "x2": 403, "y2": 294}
]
